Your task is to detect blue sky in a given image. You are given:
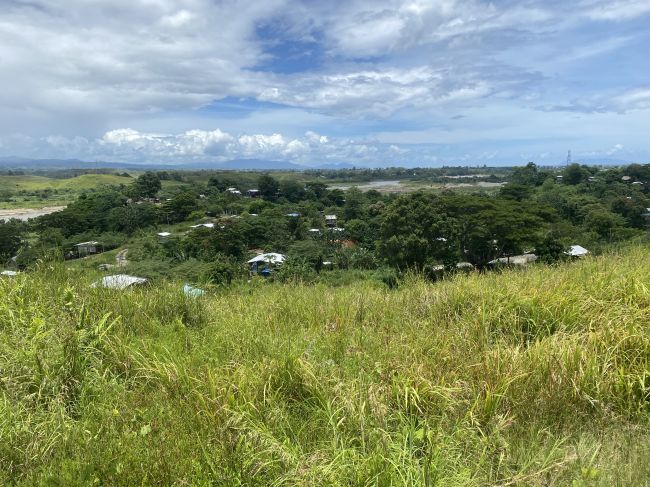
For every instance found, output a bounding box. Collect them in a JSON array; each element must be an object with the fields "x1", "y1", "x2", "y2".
[{"x1": 0, "y1": 0, "x2": 649, "y2": 166}]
